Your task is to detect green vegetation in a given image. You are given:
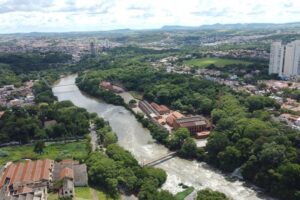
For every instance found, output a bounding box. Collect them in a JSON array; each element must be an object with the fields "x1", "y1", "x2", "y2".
[
  {"x1": 86, "y1": 146, "x2": 173, "y2": 199},
  {"x1": 175, "y1": 187, "x2": 194, "y2": 200},
  {"x1": 75, "y1": 187, "x2": 93, "y2": 200},
  {"x1": 184, "y1": 58, "x2": 251, "y2": 68},
  {"x1": 0, "y1": 141, "x2": 88, "y2": 165},
  {"x1": 0, "y1": 52, "x2": 72, "y2": 73},
  {"x1": 207, "y1": 95, "x2": 300, "y2": 200},
  {"x1": 75, "y1": 56, "x2": 293, "y2": 200},
  {"x1": 0, "y1": 101, "x2": 90, "y2": 144},
  {"x1": 97, "y1": 188, "x2": 115, "y2": 200},
  {"x1": 48, "y1": 192, "x2": 58, "y2": 200},
  {"x1": 196, "y1": 189, "x2": 228, "y2": 200}
]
